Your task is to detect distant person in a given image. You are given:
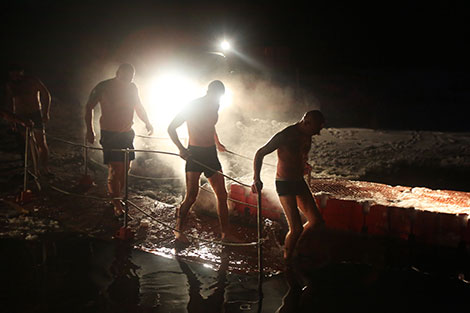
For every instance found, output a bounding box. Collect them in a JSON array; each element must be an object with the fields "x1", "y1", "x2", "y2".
[
  {"x1": 85, "y1": 63, "x2": 154, "y2": 218},
  {"x1": 168, "y1": 80, "x2": 237, "y2": 245},
  {"x1": 5, "y1": 64, "x2": 52, "y2": 175},
  {"x1": 252, "y1": 110, "x2": 325, "y2": 261}
]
